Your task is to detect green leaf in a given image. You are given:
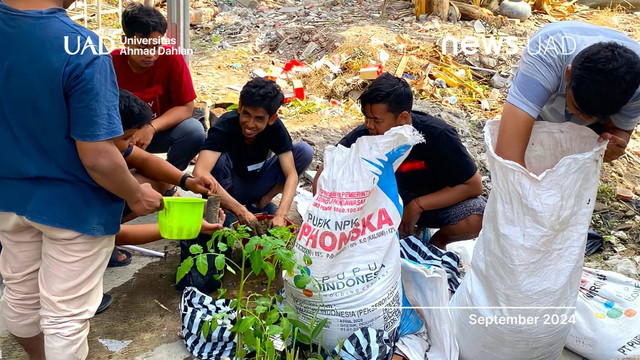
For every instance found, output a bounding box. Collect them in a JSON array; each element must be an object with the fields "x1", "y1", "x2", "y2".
[
  {"x1": 230, "y1": 299, "x2": 239, "y2": 309},
  {"x1": 293, "y1": 274, "x2": 311, "y2": 289},
  {"x1": 284, "y1": 305, "x2": 298, "y2": 320},
  {"x1": 196, "y1": 254, "x2": 208, "y2": 276},
  {"x1": 303, "y1": 253, "x2": 313, "y2": 266},
  {"x1": 311, "y1": 317, "x2": 328, "y2": 340},
  {"x1": 217, "y1": 241, "x2": 228, "y2": 252},
  {"x1": 201, "y1": 319, "x2": 210, "y2": 339},
  {"x1": 175, "y1": 257, "x2": 194, "y2": 284},
  {"x1": 214, "y1": 254, "x2": 225, "y2": 271},
  {"x1": 217, "y1": 288, "x2": 227, "y2": 299},
  {"x1": 255, "y1": 297, "x2": 271, "y2": 307},
  {"x1": 213, "y1": 274, "x2": 223, "y2": 281},
  {"x1": 267, "y1": 325, "x2": 283, "y2": 336},
  {"x1": 226, "y1": 265, "x2": 236, "y2": 274},
  {"x1": 249, "y1": 250, "x2": 263, "y2": 276},
  {"x1": 255, "y1": 305, "x2": 268, "y2": 314},
  {"x1": 288, "y1": 319, "x2": 310, "y2": 333},
  {"x1": 281, "y1": 317, "x2": 291, "y2": 341},
  {"x1": 190, "y1": 244, "x2": 203, "y2": 255},
  {"x1": 275, "y1": 294, "x2": 284, "y2": 304},
  {"x1": 210, "y1": 318, "x2": 218, "y2": 333},
  {"x1": 265, "y1": 308, "x2": 280, "y2": 325},
  {"x1": 237, "y1": 316, "x2": 256, "y2": 332},
  {"x1": 243, "y1": 327, "x2": 257, "y2": 347},
  {"x1": 261, "y1": 240, "x2": 273, "y2": 254},
  {"x1": 296, "y1": 331, "x2": 311, "y2": 345},
  {"x1": 263, "y1": 262, "x2": 276, "y2": 281},
  {"x1": 266, "y1": 338, "x2": 276, "y2": 359}
]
